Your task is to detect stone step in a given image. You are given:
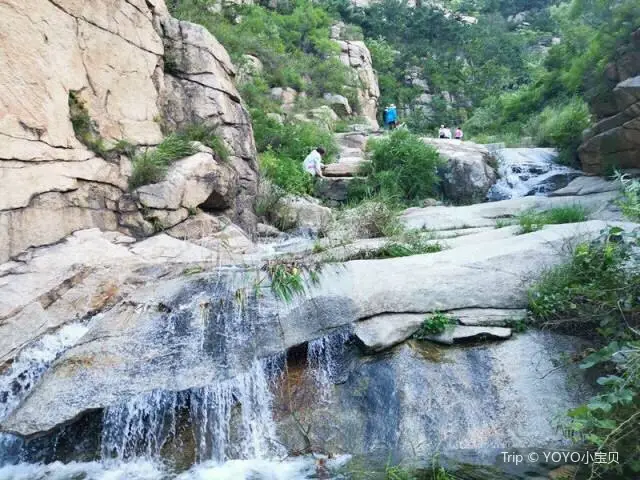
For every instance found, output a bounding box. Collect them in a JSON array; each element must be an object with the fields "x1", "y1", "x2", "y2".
[{"x1": 324, "y1": 160, "x2": 369, "y2": 177}]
